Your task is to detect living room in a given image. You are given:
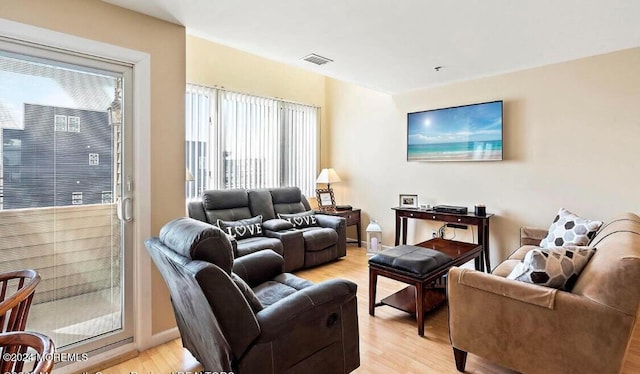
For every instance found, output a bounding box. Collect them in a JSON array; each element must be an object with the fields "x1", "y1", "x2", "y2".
[{"x1": 1, "y1": 0, "x2": 639, "y2": 373}]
